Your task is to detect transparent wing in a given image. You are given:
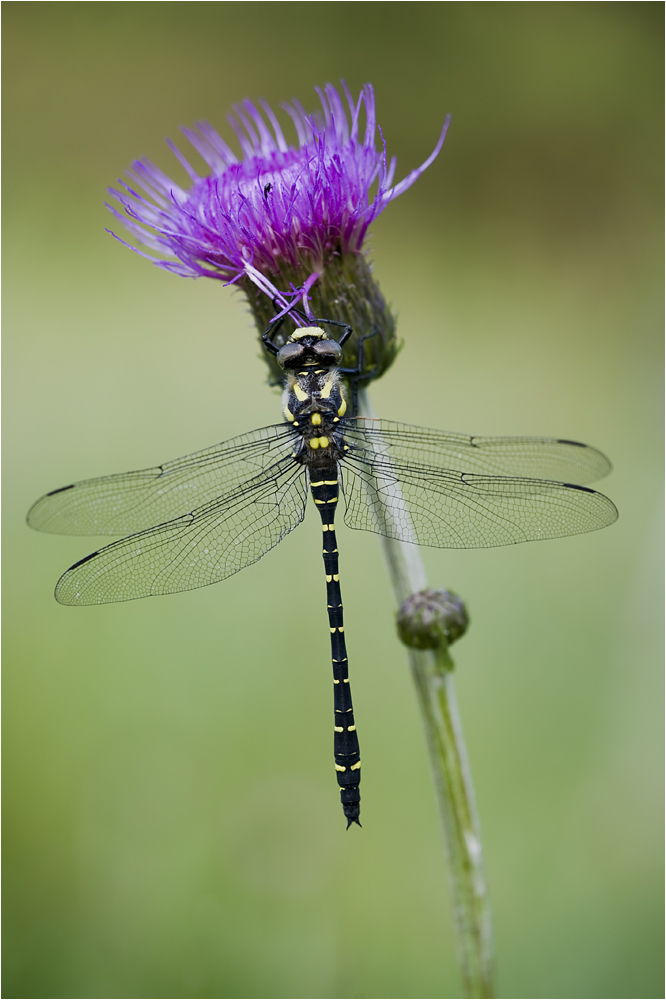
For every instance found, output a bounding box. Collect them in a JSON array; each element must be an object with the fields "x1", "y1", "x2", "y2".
[
  {"x1": 344, "y1": 418, "x2": 612, "y2": 484},
  {"x1": 27, "y1": 423, "x2": 297, "y2": 536},
  {"x1": 341, "y1": 452, "x2": 618, "y2": 549},
  {"x1": 55, "y1": 459, "x2": 308, "y2": 605}
]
